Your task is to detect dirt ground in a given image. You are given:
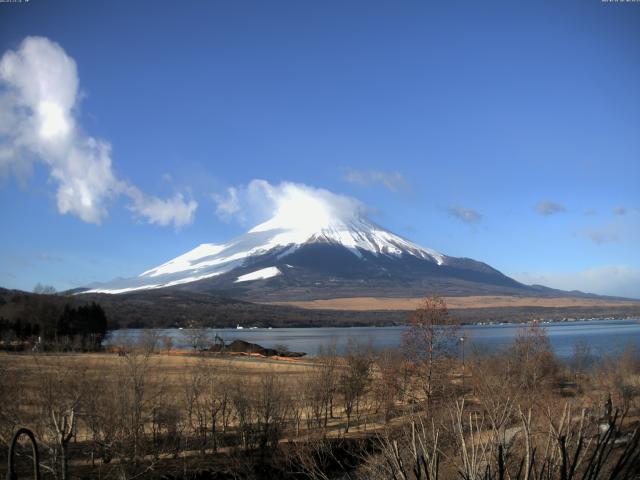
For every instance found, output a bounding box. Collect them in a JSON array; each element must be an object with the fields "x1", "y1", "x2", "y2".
[{"x1": 267, "y1": 295, "x2": 640, "y2": 311}]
